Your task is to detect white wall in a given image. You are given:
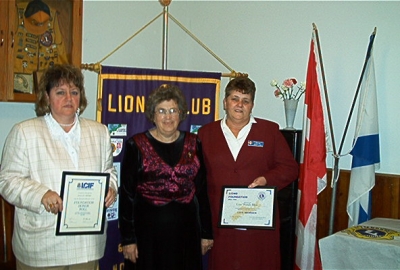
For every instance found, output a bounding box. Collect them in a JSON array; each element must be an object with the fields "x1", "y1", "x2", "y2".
[{"x1": 1, "y1": 1, "x2": 399, "y2": 175}]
